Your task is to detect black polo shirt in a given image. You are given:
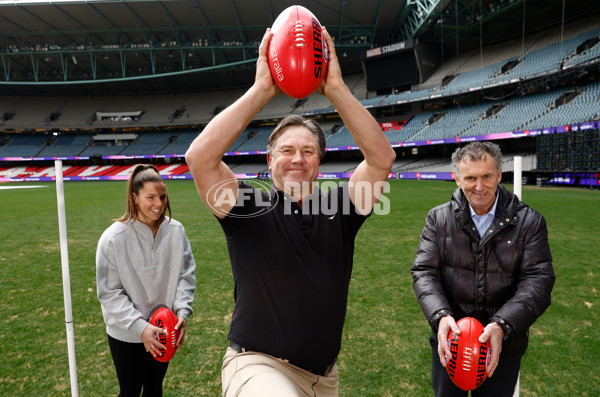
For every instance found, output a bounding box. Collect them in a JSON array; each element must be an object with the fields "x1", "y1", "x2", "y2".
[{"x1": 217, "y1": 181, "x2": 369, "y2": 373}]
